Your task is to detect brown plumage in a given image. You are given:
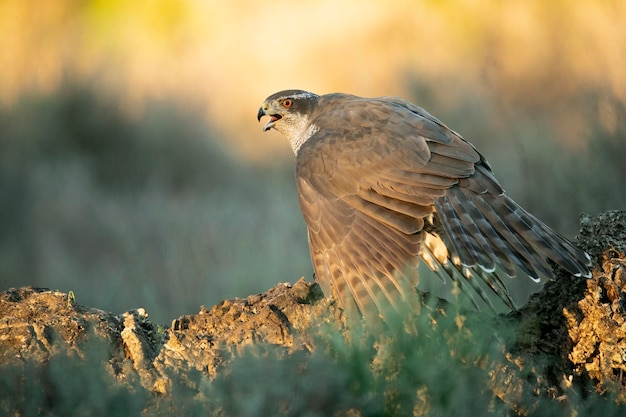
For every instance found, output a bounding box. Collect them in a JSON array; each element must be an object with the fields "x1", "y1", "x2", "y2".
[{"x1": 257, "y1": 90, "x2": 591, "y2": 321}]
